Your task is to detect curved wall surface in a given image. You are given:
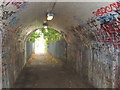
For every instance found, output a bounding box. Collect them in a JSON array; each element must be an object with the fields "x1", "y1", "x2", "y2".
[{"x1": 0, "y1": 0, "x2": 120, "y2": 88}]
